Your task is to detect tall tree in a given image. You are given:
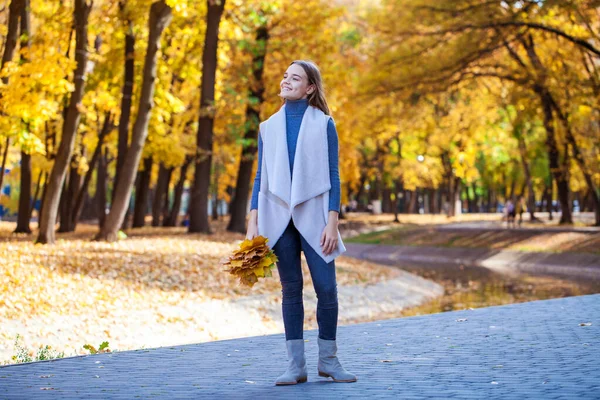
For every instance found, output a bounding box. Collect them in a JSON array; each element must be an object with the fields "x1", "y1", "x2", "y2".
[
  {"x1": 14, "y1": 0, "x2": 32, "y2": 234},
  {"x1": 96, "y1": 0, "x2": 173, "y2": 241},
  {"x1": 36, "y1": 0, "x2": 93, "y2": 244},
  {"x1": 0, "y1": 0, "x2": 25, "y2": 194},
  {"x1": 188, "y1": 0, "x2": 226, "y2": 234},
  {"x1": 114, "y1": 10, "x2": 135, "y2": 202}
]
